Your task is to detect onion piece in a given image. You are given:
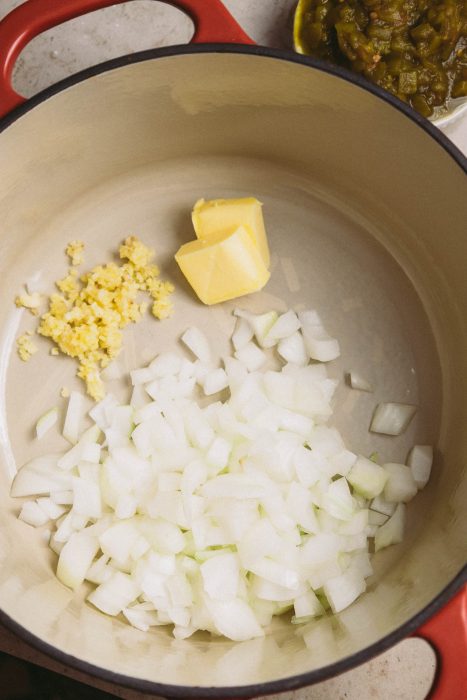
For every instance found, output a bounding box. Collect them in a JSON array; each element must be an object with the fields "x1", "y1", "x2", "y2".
[
  {"x1": 233, "y1": 309, "x2": 278, "y2": 347},
  {"x1": 50, "y1": 490, "x2": 74, "y2": 505},
  {"x1": 231, "y1": 317, "x2": 254, "y2": 351},
  {"x1": 206, "y1": 436, "x2": 231, "y2": 472},
  {"x1": 99, "y1": 520, "x2": 143, "y2": 564},
  {"x1": 123, "y1": 606, "x2": 161, "y2": 631},
  {"x1": 130, "y1": 383, "x2": 150, "y2": 410},
  {"x1": 370, "y1": 494, "x2": 396, "y2": 517},
  {"x1": 63, "y1": 391, "x2": 85, "y2": 444},
  {"x1": 57, "y1": 441, "x2": 100, "y2": 471},
  {"x1": 25, "y1": 271, "x2": 45, "y2": 295},
  {"x1": 407, "y1": 445, "x2": 433, "y2": 489},
  {"x1": 321, "y1": 477, "x2": 355, "y2": 521},
  {"x1": 374, "y1": 503, "x2": 405, "y2": 552},
  {"x1": 370, "y1": 402, "x2": 417, "y2": 436},
  {"x1": 367, "y1": 510, "x2": 388, "y2": 526},
  {"x1": 36, "y1": 408, "x2": 58, "y2": 440},
  {"x1": 19, "y1": 501, "x2": 50, "y2": 527},
  {"x1": 234, "y1": 342, "x2": 266, "y2": 372},
  {"x1": 72, "y1": 476, "x2": 102, "y2": 519},
  {"x1": 80, "y1": 424, "x2": 101, "y2": 444},
  {"x1": 262, "y1": 310, "x2": 301, "y2": 348},
  {"x1": 88, "y1": 571, "x2": 139, "y2": 616},
  {"x1": 286, "y1": 481, "x2": 319, "y2": 533},
  {"x1": 202, "y1": 368, "x2": 229, "y2": 396},
  {"x1": 181, "y1": 327, "x2": 211, "y2": 364},
  {"x1": 347, "y1": 372, "x2": 373, "y2": 392},
  {"x1": 298, "y1": 310, "x2": 340, "y2": 362},
  {"x1": 11, "y1": 454, "x2": 72, "y2": 498},
  {"x1": 86, "y1": 554, "x2": 113, "y2": 585},
  {"x1": 36, "y1": 497, "x2": 67, "y2": 520},
  {"x1": 329, "y1": 450, "x2": 357, "y2": 477},
  {"x1": 277, "y1": 331, "x2": 308, "y2": 366},
  {"x1": 323, "y1": 567, "x2": 366, "y2": 613},
  {"x1": 89, "y1": 394, "x2": 119, "y2": 430},
  {"x1": 347, "y1": 456, "x2": 388, "y2": 499},
  {"x1": 293, "y1": 589, "x2": 324, "y2": 619},
  {"x1": 205, "y1": 598, "x2": 264, "y2": 641},
  {"x1": 56, "y1": 531, "x2": 99, "y2": 590},
  {"x1": 130, "y1": 367, "x2": 154, "y2": 385},
  {"x1": 149, "y1": 352, "x2": 182, "y2": 378},
  {"x1": 200, "y1": 553, "x2": 239, "y2": 600},
  {"x1": 383, "y1": 463, "x2": 418, "y2": 503}
]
